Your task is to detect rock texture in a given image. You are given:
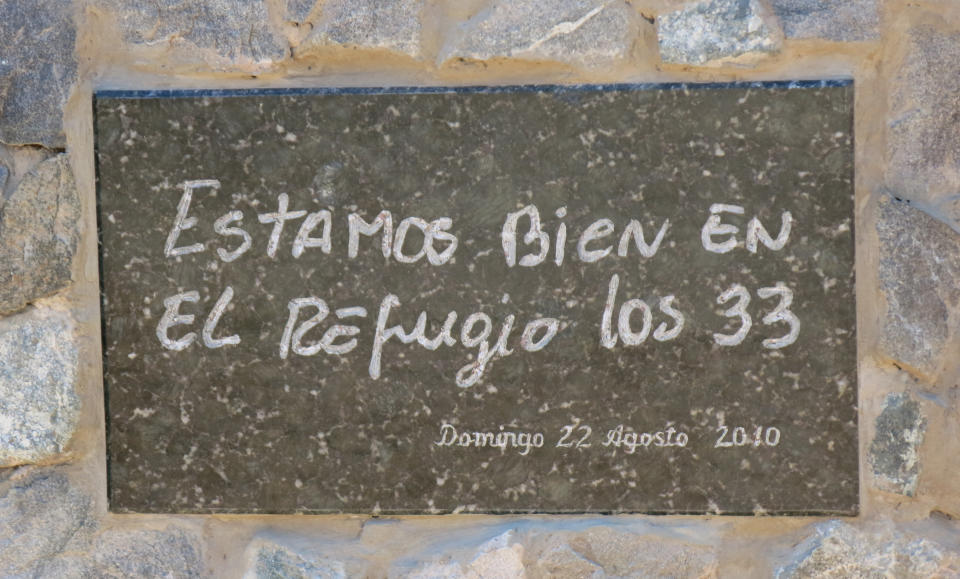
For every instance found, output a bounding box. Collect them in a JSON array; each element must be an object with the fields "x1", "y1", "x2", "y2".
[
  {"x1": 0, "y1": 161, "x2": 8, "y2": 197},
  {"x1": 876, "y1": 196, "x2": 960, "y2": 377},
  {"x1": 99, "y1": 0, "x2": 287, "y2": 66},
  {"x1": 0, "y1": 154, "x2": 80, "y2": 315},
  {"x1": 406, "y1": 528, "x2": 718, "y2": 577},
  {"x1": 0, "y1": 306, "x2": 79, "y2": 467},
  {"x1": 0, "y1": 469, "x2": 96, "y2": 577},
  {"x1": 245, "y1": 542, "x2": 347, "y2": 579},
  {"x1": 870, "y1": 393, "x2": 926, "y2": 496},
  {"x1": 440, "y1": 0, "x2": 636, "y2": 68},
  {"x1": 301, "y1": 0, "x2": 423, "y2": 58},
  {"x1": 777, "y1": 521, "x2": 960, "y2": 577},
  {"x1": 0, "y1": 0, "x2": 77, "y2": 147},
  {"x1": 0, "y1": 469, "x2": 204, "y2": 579},
  {"x1": 771, "y1": 0, "x2": 880, "y2": 41},
  {"x1": 91, "y1": 527, "x2": 204, "y2": 578},
  {"x1": 285, "y1": 0, "x2": 317, "y2": 24},
  {"x1": 886, "y1": 19, "x2": 960, "y2": 220},
  {"x1": 658, "y1": 0, "x2": 781, "y2": 65}
]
